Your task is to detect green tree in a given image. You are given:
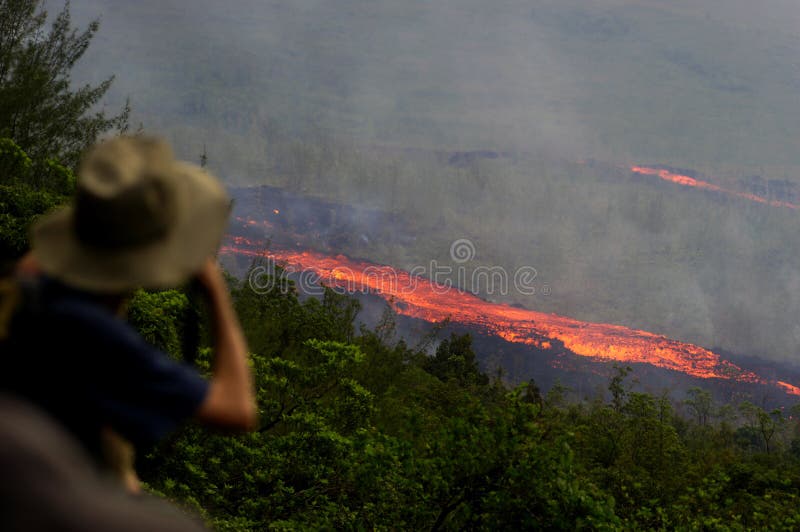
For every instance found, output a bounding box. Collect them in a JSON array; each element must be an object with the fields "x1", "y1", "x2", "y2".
[
  {"x1": 422, "y1": 333, "x2": 489, "y2": 387},
  {"x1": 126, "y1": 289, "x2": 190, "y2": 358},
  {"x1": 0, "y1": 0, "x2": 129, "y2": 170},
  {"x1": 0, "y1": 138, "x2": 72, "y2": 269},
  {"x1": 684, "y1": 386, "x2": 714, "y2": 426},
  {"x1": 738, "y1": 402, "x2": 785, "y2": 454},
  {"x1": 608, "y1": 364, "x2": 632, "y2": 412}
]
